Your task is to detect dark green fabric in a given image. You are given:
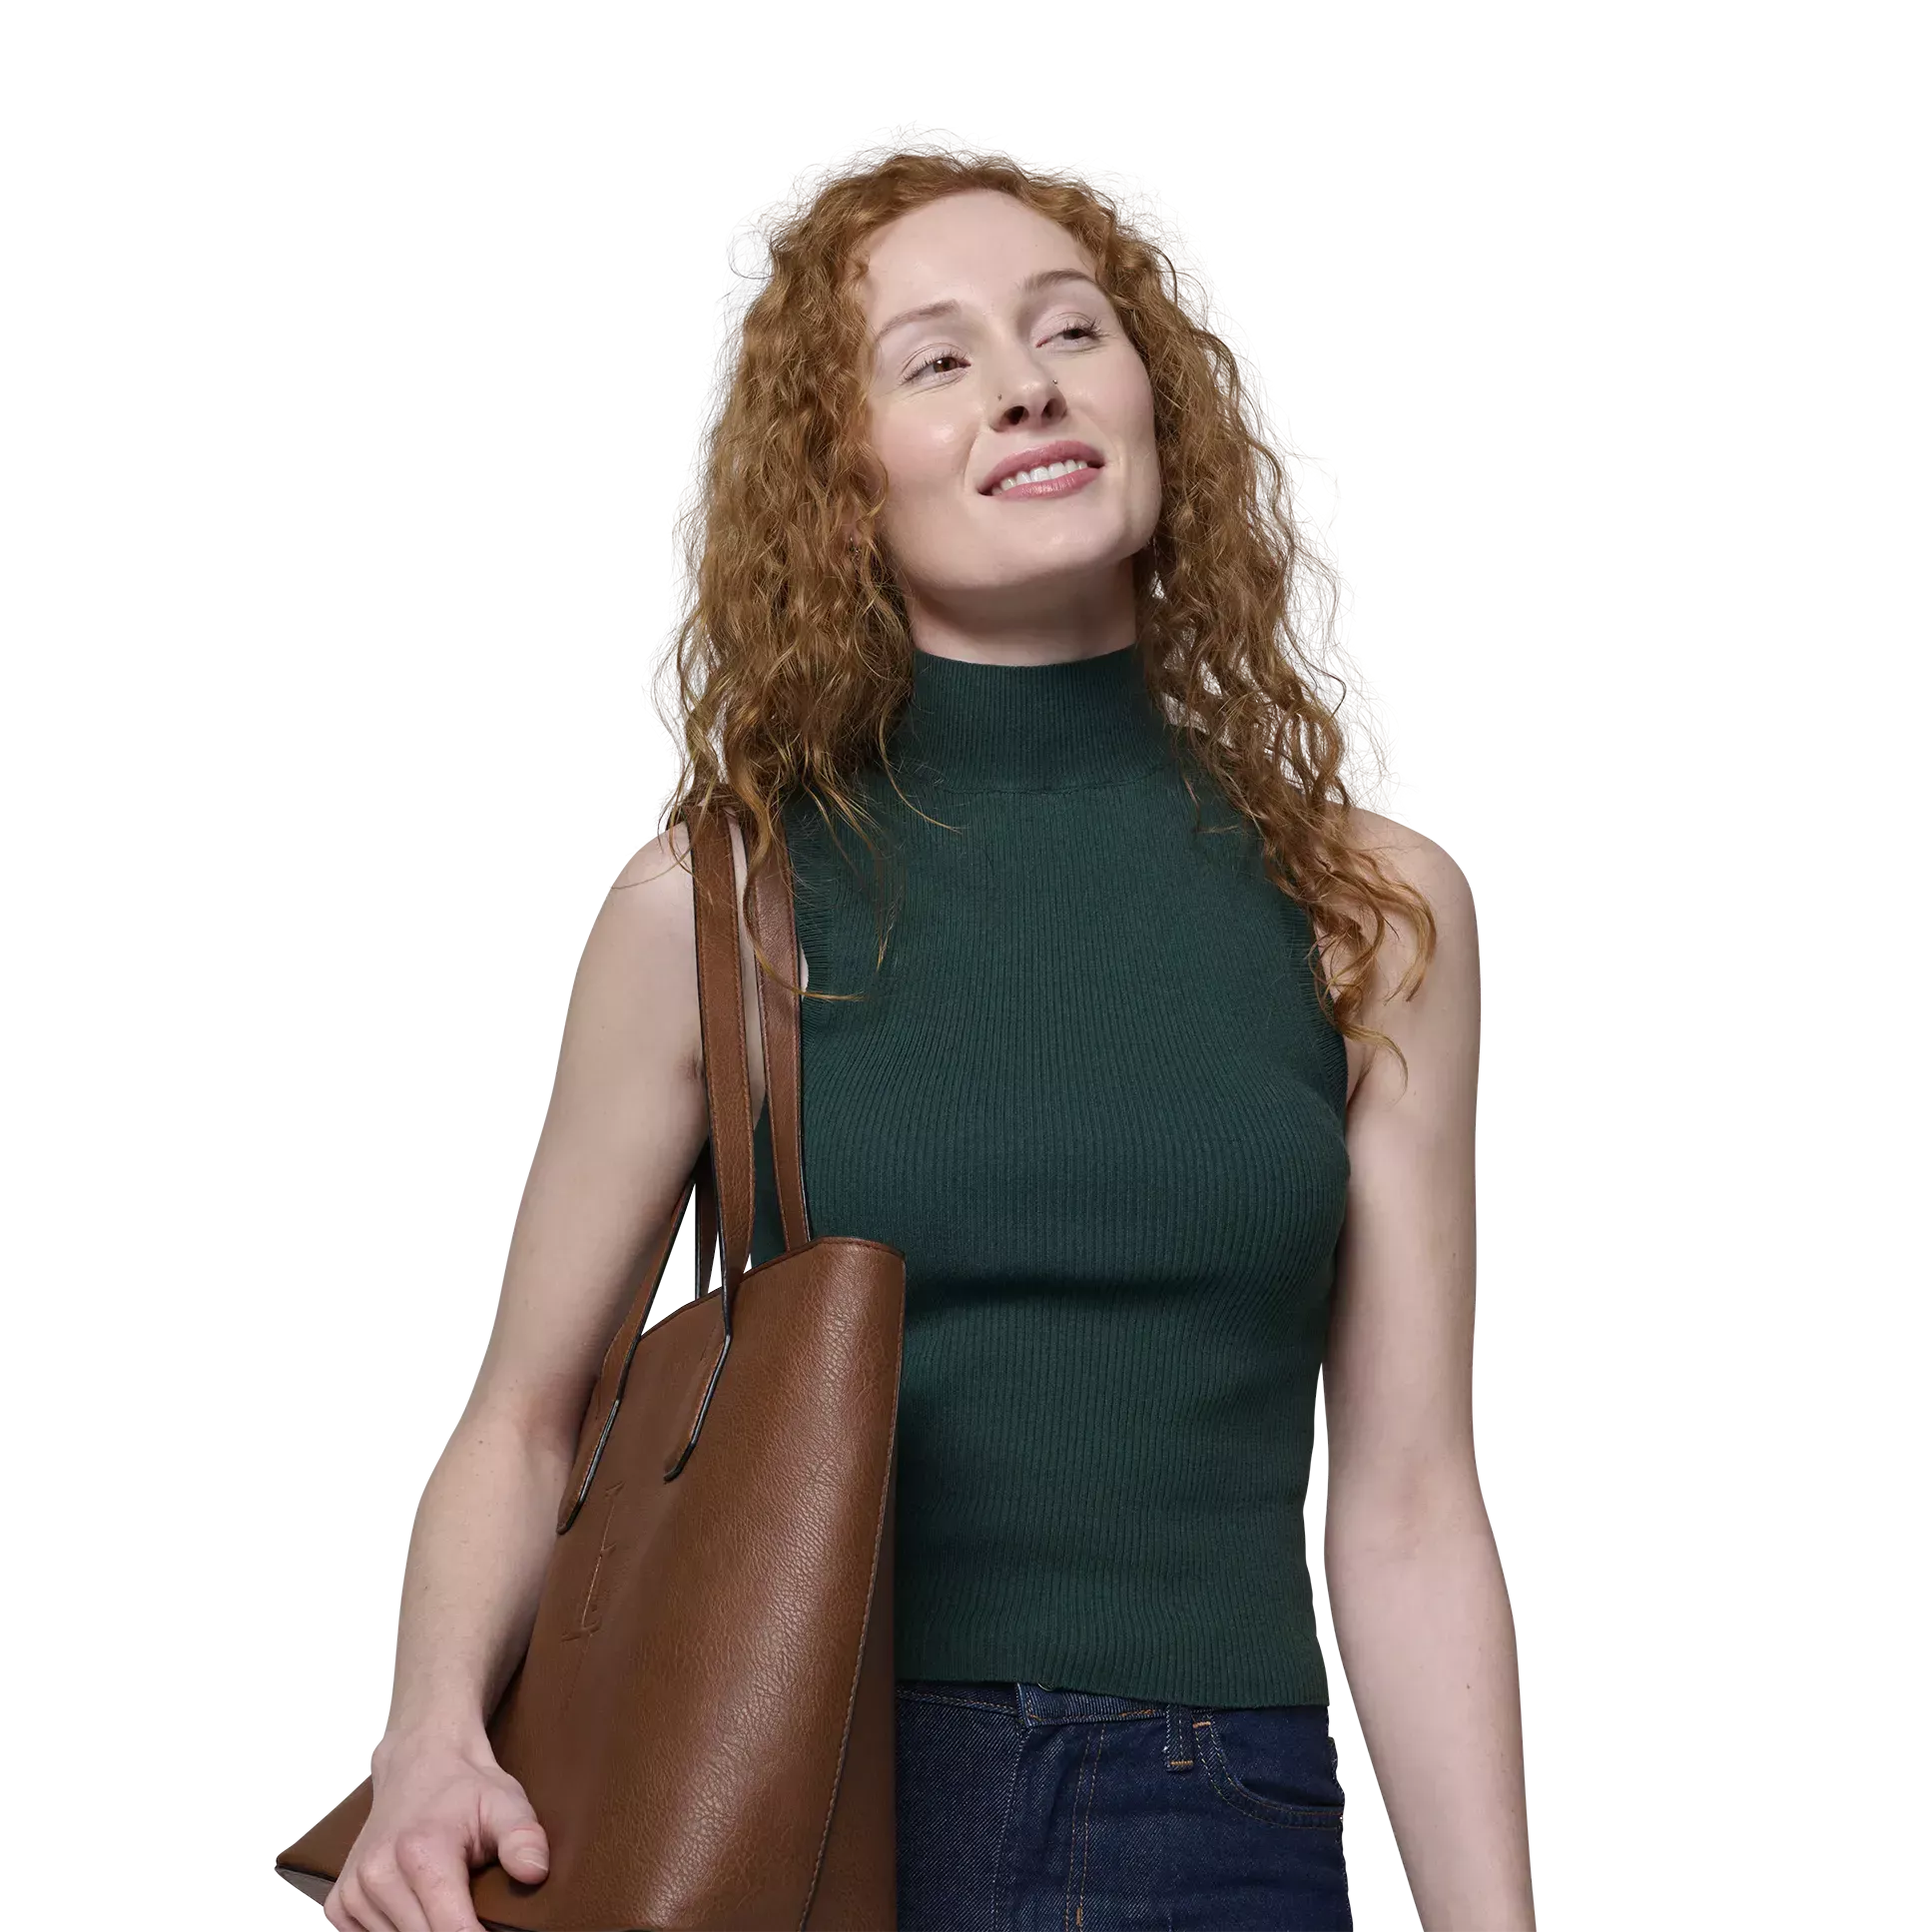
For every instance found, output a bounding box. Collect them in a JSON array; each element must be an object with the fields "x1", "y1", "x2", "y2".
[{"x1": 747, "y1": 641, "x2": 1349, "y2": 1705}]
